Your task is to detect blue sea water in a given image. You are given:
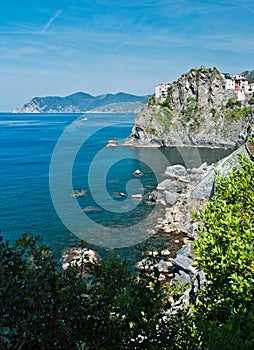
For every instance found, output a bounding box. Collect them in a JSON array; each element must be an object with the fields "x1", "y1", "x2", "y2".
[{"x1": 0, "y1": 112, "x2": 232, "y2": 261}]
